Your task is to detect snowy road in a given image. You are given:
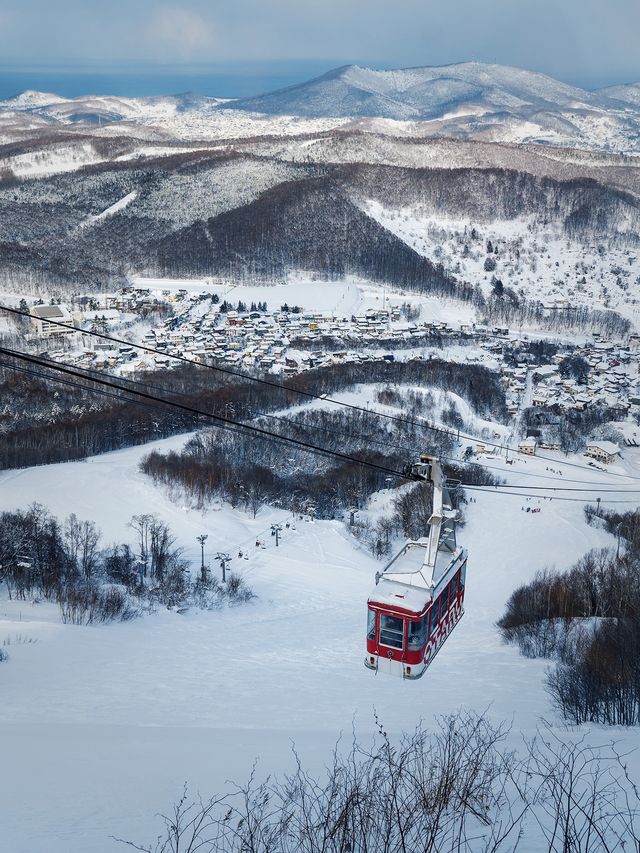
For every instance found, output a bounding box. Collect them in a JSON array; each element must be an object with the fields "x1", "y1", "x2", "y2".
[{"x1": 0, "y1": 436, "x2": 637, "y2": 852}]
